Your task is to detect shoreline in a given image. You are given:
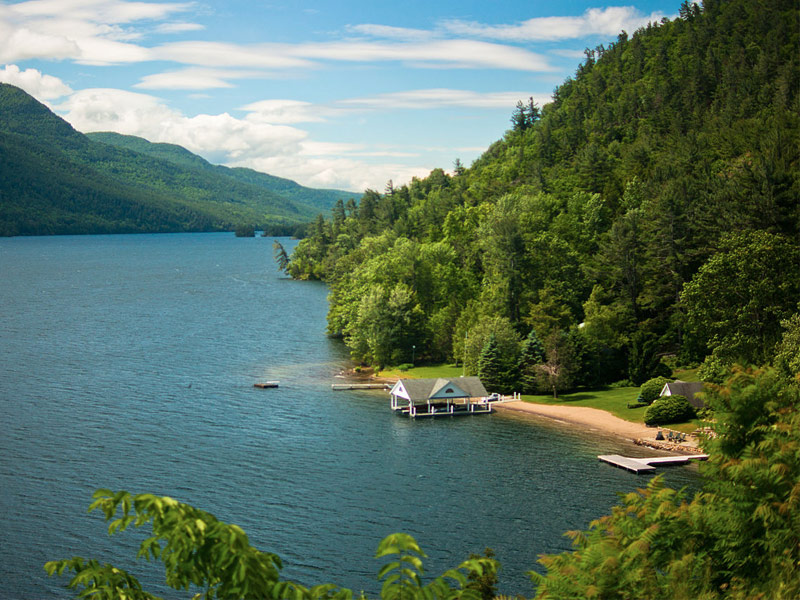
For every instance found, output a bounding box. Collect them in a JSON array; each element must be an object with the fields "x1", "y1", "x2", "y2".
[
  {"x1": 492, "y1": 400, "x2": 701, "y2": 453},
  {"x1": 357, "y1": 369, "x2": 701, "y2": 454}
]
